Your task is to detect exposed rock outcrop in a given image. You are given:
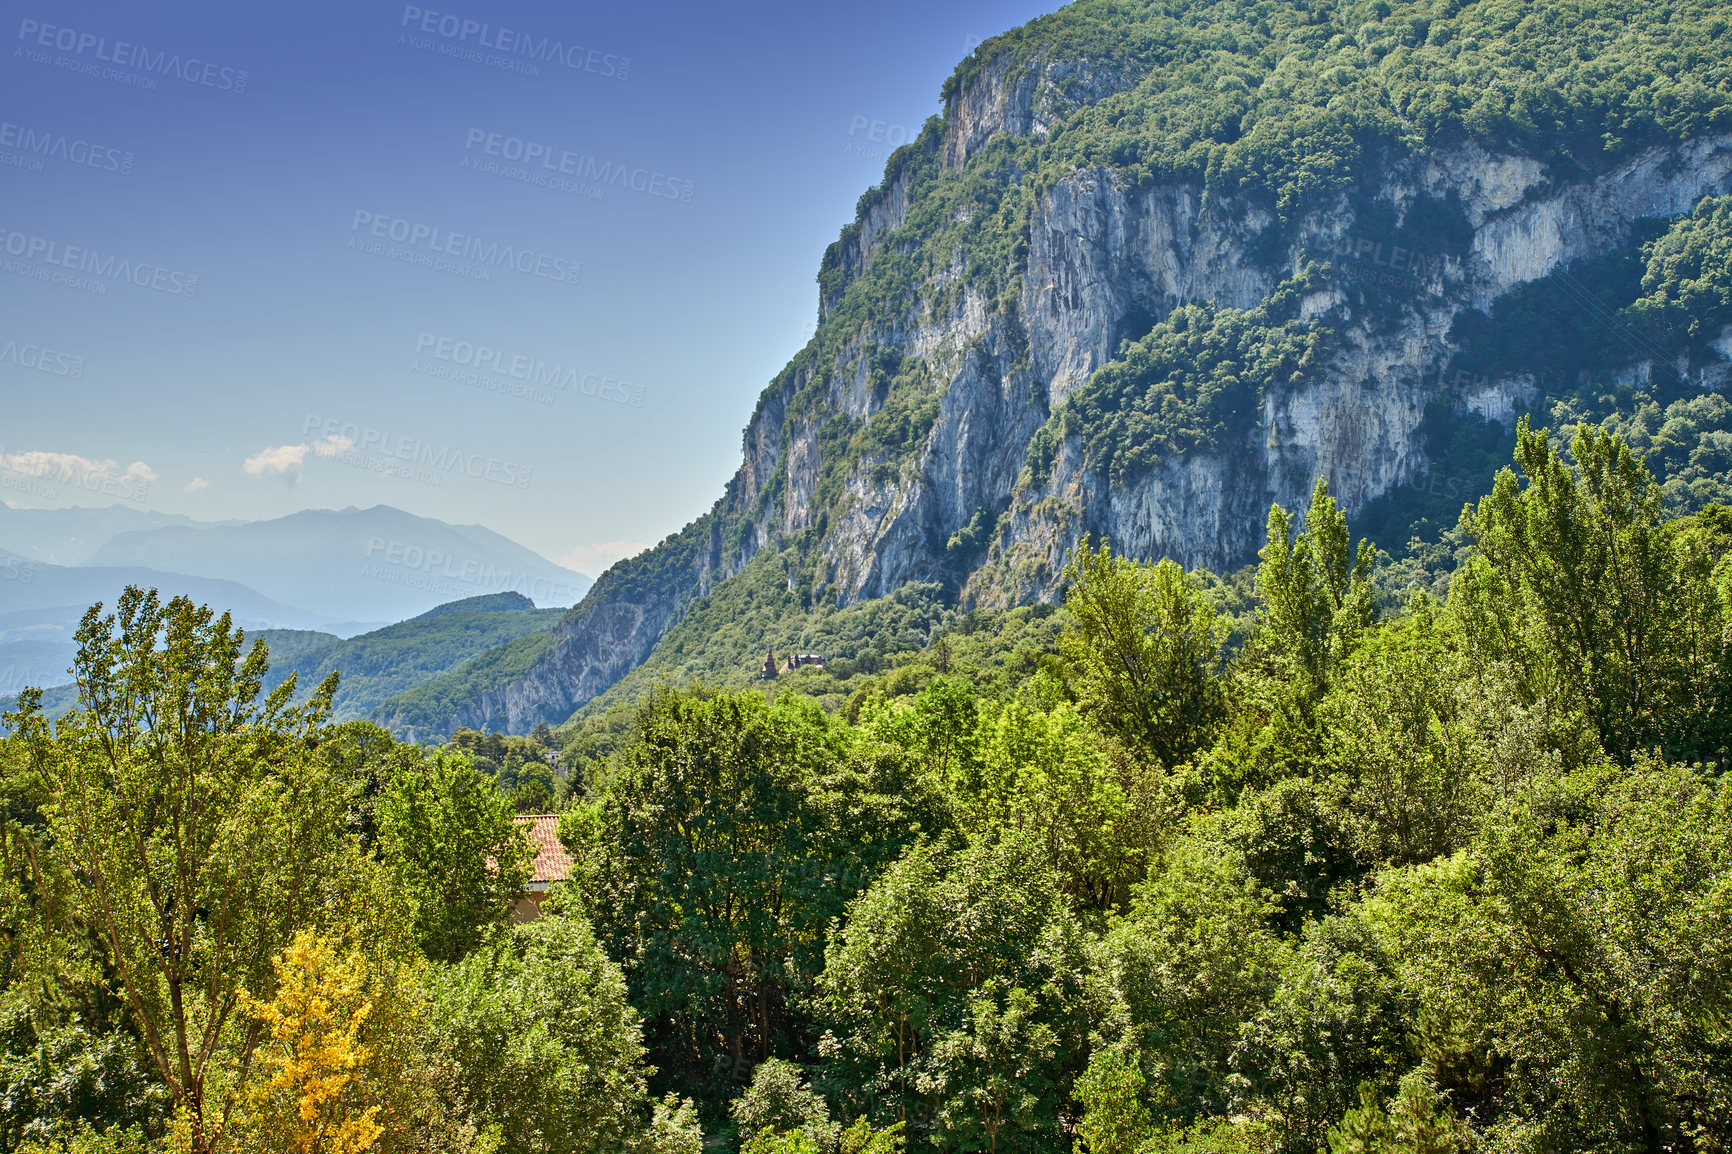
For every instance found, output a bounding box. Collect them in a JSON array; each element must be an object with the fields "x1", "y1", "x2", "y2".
[{"x1": 422, "y1": 48, "x2": 1732, "y2": 734}]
